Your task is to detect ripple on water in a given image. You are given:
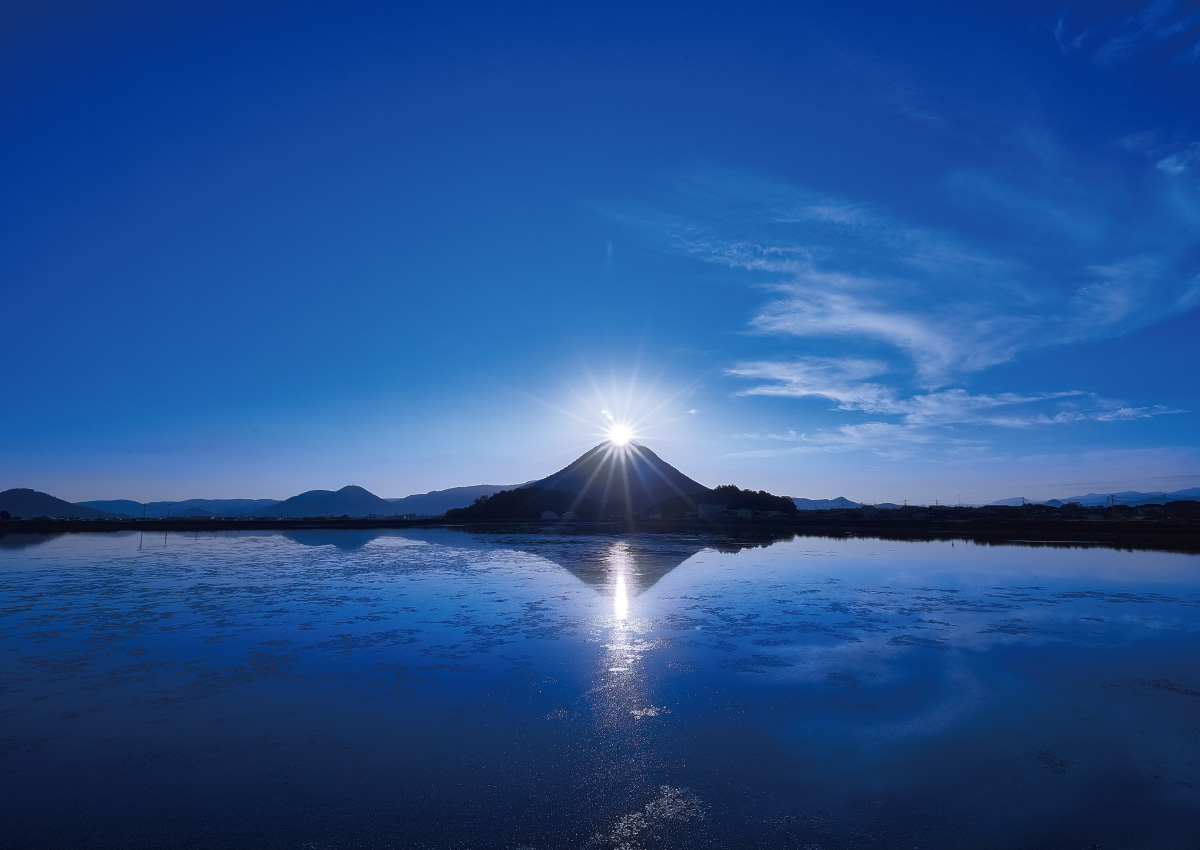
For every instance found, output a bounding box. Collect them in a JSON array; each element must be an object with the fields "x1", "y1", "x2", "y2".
[{"x1": 0, "y1": 530, "x2": 1197, "y2": 848}]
